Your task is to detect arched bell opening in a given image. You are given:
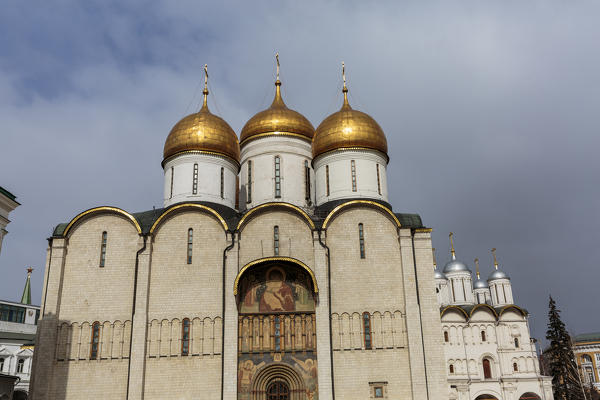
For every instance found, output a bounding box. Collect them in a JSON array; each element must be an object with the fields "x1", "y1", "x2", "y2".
[{"x1": 519, "y1": 393, "x2": 542, "y2": 400}]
